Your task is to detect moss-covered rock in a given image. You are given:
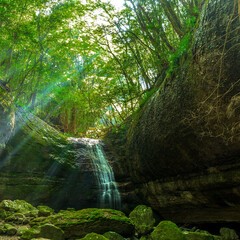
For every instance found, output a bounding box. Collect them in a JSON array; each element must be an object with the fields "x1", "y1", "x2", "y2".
[
  {"x1": 151, "y1": 221, "x2": 186, "y2": 240},
  {"x1": 0, "y1": 199, "x2": 38, "y2": 220},
  {"x1": 5, "y1": 212, "x2": 29, "y2": 224},
  {"x1": 17, "y1": 225, "x2": 30, "y2": 236},
  {"x1": 220, "y1": 227, "x2": 238, "y2": 240},
  {"x1": 183, "y1": 231, "x2": 215, "y2": 240},
  {"x1": 103, "y1": 231, "x2": 125, "y2": 240},
  {"x1": 39, "y1": 224, "x2": 64, "y2": 240},
  {"x1": 30, "y1": 208, "x2": 134, "y2": 239},
  {"x1": 20, "y1": 224, "x2": 64, "y2": 240},
  {"x1": 20, "y1": 226, "x2": 41, "y2": 240},
  {"x1": 3, "y1": 223, "x2": 18, "y2": 236},
  {"x1": 129, "y1": 205, "x2": 155, "y2": 235},
  {"x1": 0, "y1": 223, "x2": 18, "y2": 235},
  {"x1": 37, "y1": 205, "x2": 54, "y2": 217},
  {"x1": 80, "y1": 233, "x2": 108, "y2": 240}
]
